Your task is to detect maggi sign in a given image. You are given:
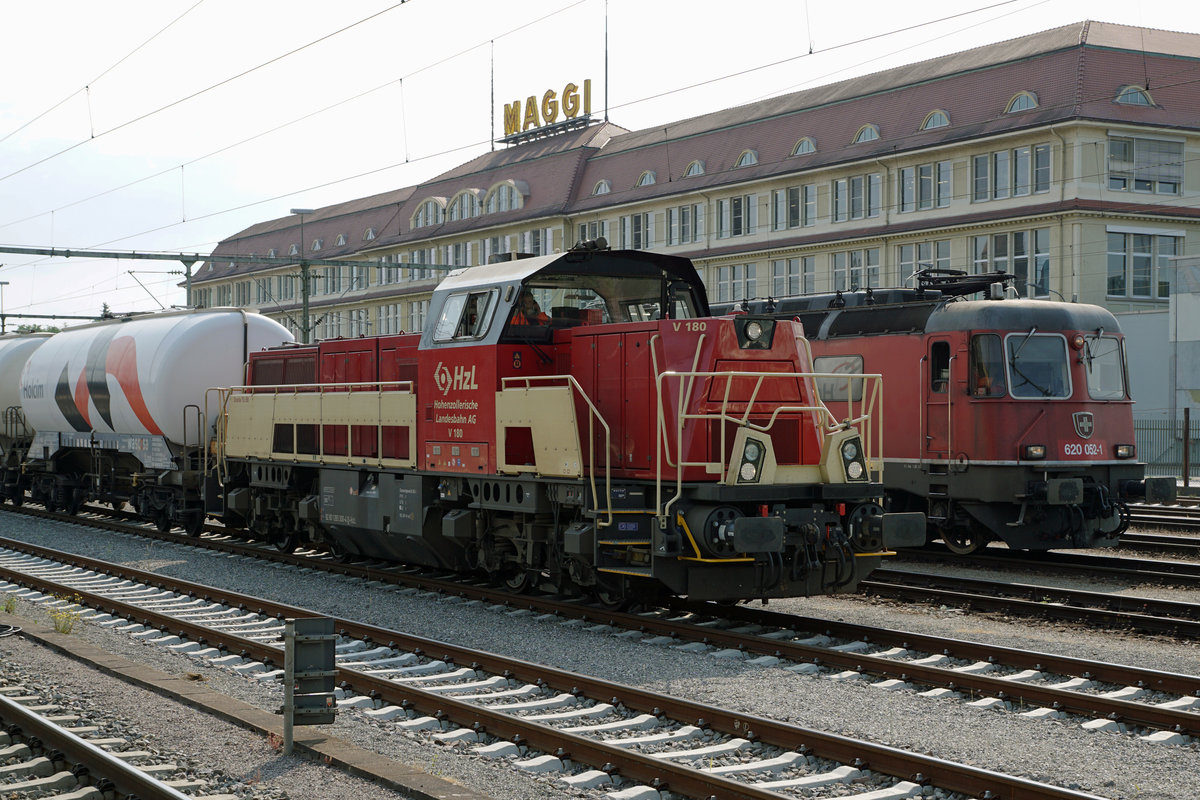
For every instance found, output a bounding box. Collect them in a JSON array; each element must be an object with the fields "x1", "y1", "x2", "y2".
[{"x1": 503, "y1": 79, "x2": 592, "y2": 136}]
